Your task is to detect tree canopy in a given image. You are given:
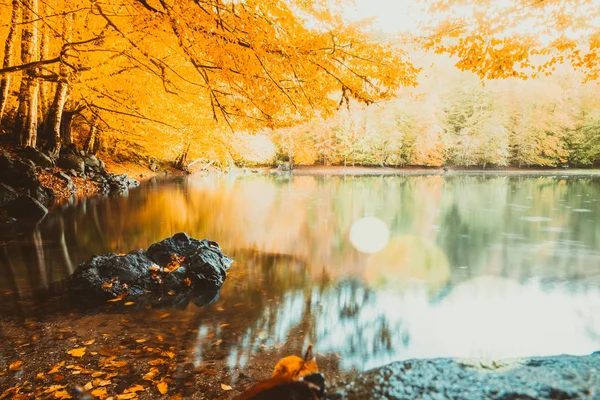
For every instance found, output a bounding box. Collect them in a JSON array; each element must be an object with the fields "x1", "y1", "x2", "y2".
[{"x1": 0, "y1": 0, "x2": 599, "y2": 168}]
